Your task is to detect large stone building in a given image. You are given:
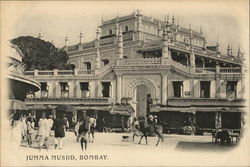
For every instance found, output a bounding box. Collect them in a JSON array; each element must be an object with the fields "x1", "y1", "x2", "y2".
[{"x1": 24, "y1": 11, "x2": 246, "y2": 133}]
